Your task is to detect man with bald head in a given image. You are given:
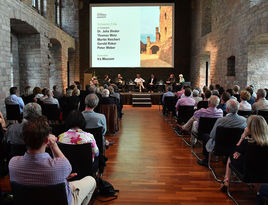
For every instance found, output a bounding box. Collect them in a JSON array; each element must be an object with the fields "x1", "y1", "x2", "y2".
[{"x1": 198, "y1": 99, "x2": 247, "y2": 167}]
